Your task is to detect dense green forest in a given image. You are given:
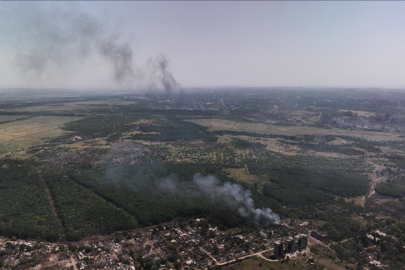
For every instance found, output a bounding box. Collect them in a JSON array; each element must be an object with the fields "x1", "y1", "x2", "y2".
[
  {"x1": 0, "y1": 159, "x2": 61, "y2": 241},
  {"x1": 42, "y1": 171, "x2": 138, "y2": 241}
]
